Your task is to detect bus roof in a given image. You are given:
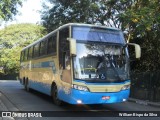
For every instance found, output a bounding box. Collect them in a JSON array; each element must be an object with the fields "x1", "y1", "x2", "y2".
[{"x1": 22, "y1": 23, "x2": 121, "y2": 51}]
